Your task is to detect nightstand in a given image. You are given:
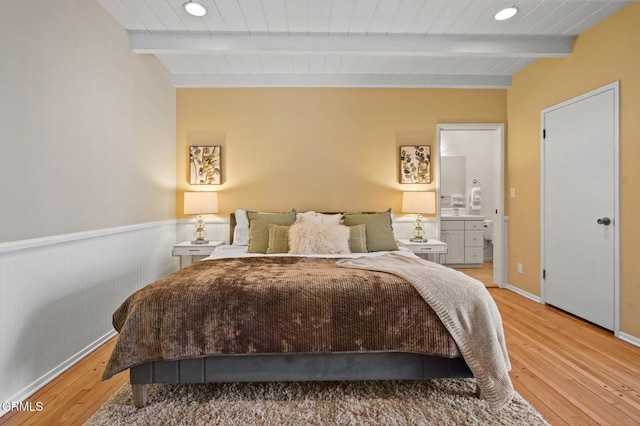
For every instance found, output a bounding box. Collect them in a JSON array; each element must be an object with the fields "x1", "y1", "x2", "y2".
[
  {"x1": 173, "y1": 241, "x2": 224, "y2": 269},
  {"x1": 397, "y1": 239, "x2": 448, "y2": 263}
]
